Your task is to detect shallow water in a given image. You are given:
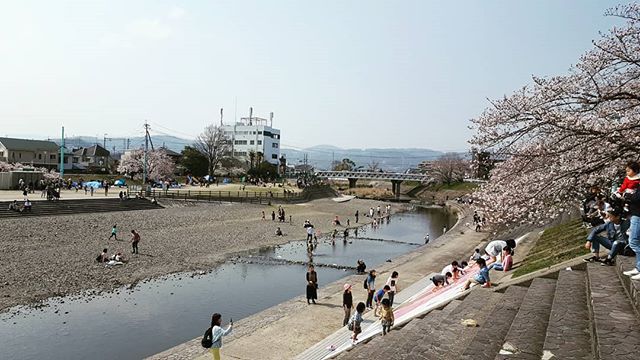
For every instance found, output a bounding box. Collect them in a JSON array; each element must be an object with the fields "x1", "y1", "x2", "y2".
[{"x1": 0, "y1": 207, "x2": 454, "y2": 360}]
